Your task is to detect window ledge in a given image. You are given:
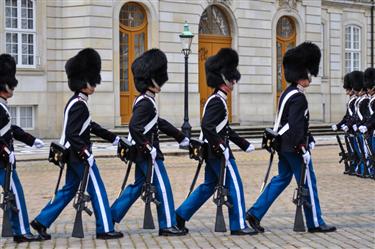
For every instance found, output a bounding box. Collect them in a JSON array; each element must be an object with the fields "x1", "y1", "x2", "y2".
[{"x1": 16, "y1": 68, "x2": 46, "y2": 76}]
